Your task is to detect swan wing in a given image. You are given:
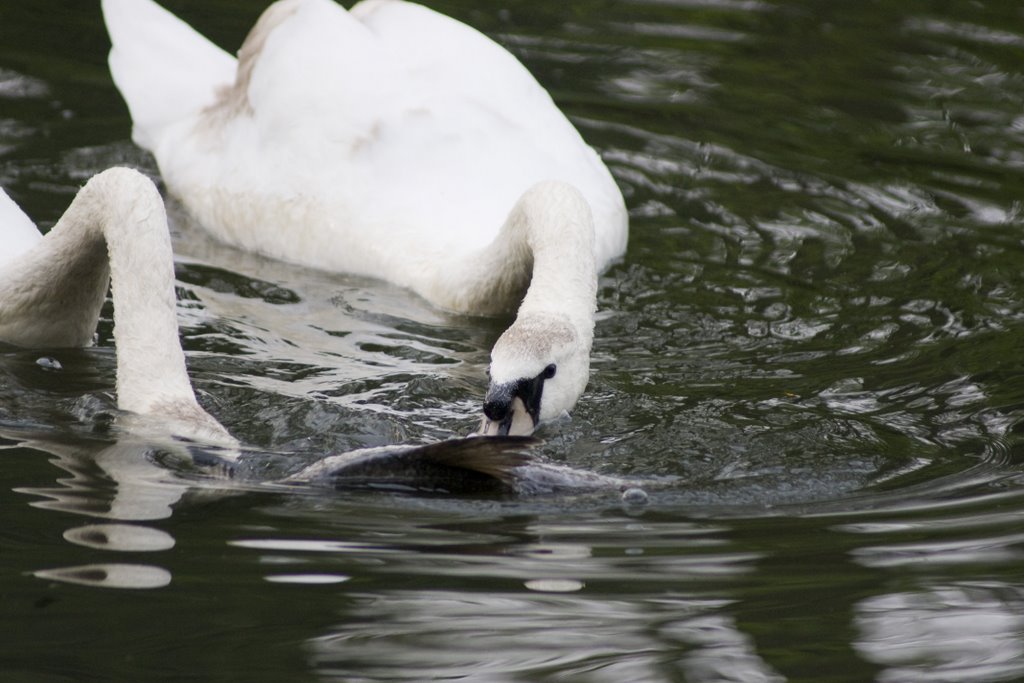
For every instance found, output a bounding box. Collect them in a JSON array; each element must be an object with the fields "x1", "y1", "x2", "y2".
[
  {"x1": 103, "y1": 0, "x2": 237, "y2": 150},
  {"x1": 0, "y1": 187, "x2": 41, "y2": 269}
]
